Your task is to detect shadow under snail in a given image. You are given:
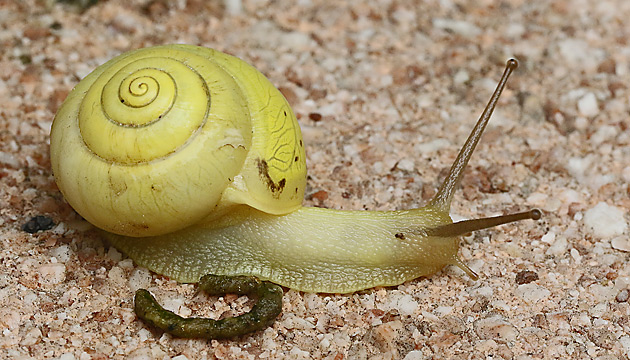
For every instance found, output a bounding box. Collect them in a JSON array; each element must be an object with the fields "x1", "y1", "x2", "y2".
[{"x1": 49, "y1": 45, "x2": 541, "y2": 339}]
